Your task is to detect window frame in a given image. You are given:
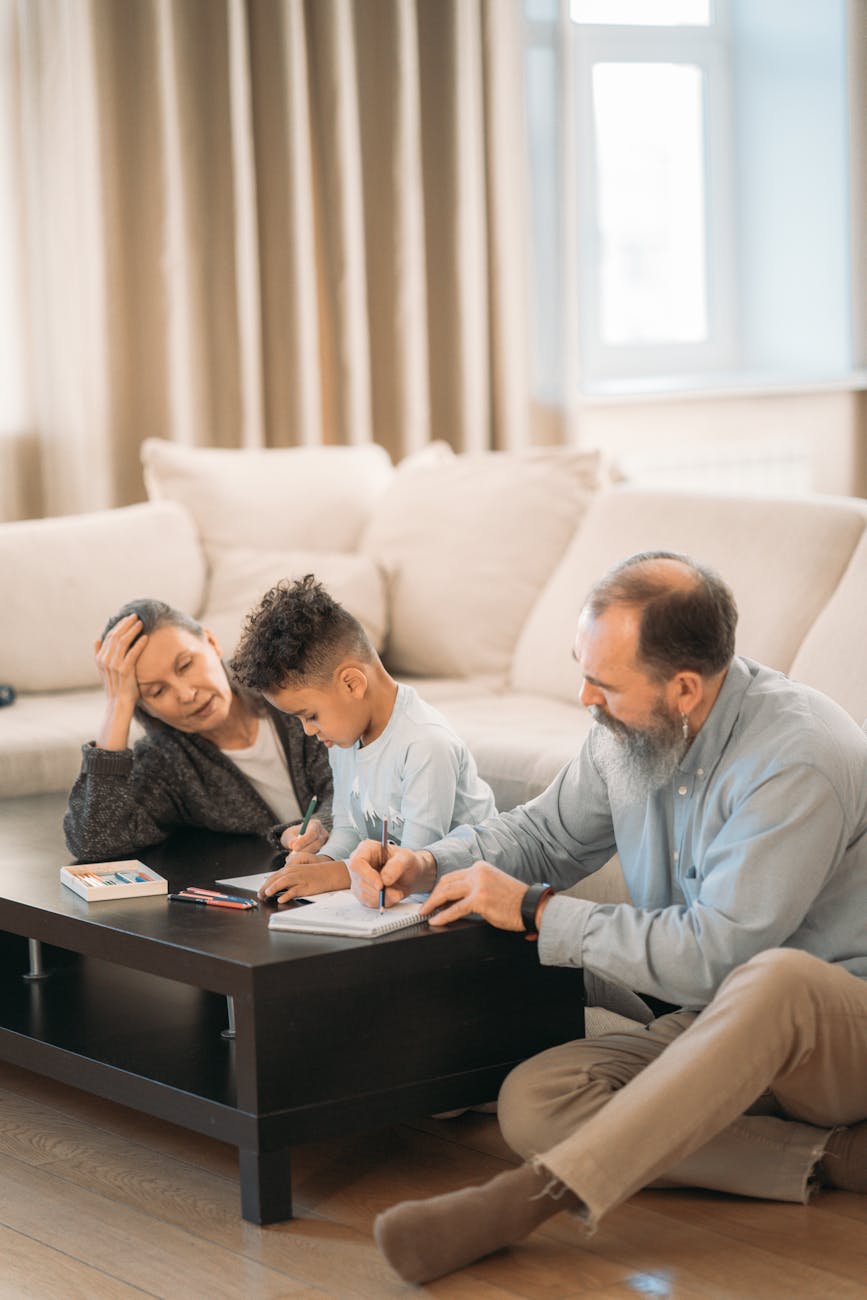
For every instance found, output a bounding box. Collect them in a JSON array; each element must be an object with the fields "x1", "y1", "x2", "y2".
[{"x1": 572, "y1": 6, "x2": 737, "y2": 386}]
